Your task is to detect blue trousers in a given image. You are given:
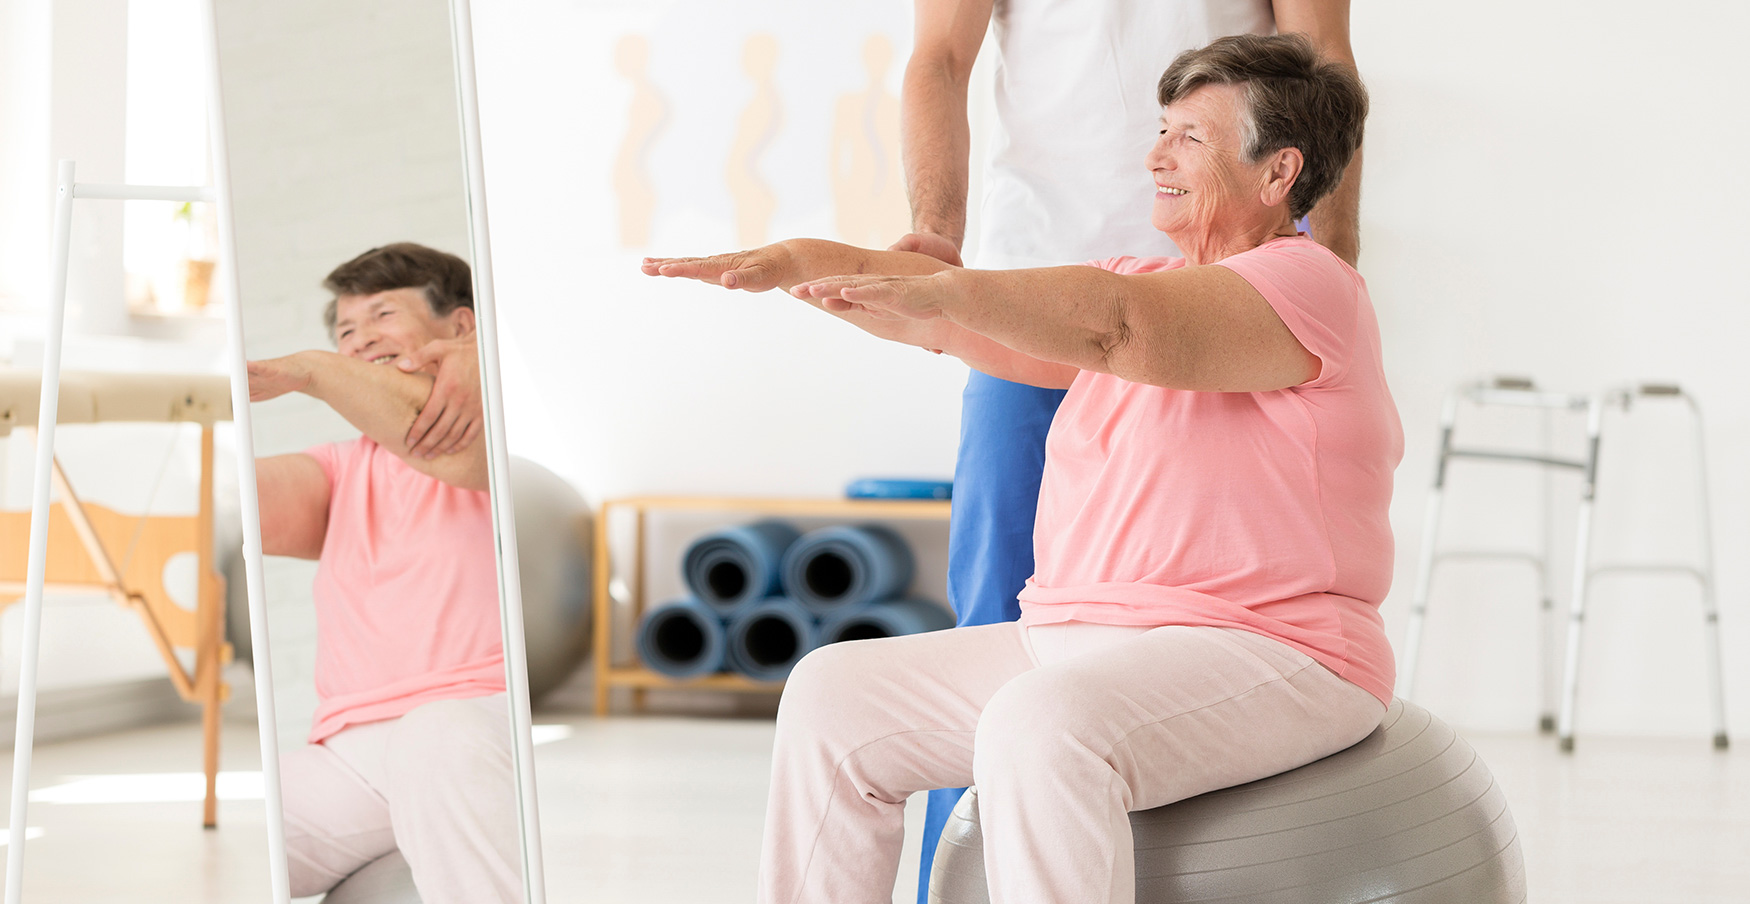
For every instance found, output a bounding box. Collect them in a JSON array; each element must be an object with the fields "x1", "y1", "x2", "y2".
[{"x1": 916, "y1": 371, "x2": 1066, "y2": 903}]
